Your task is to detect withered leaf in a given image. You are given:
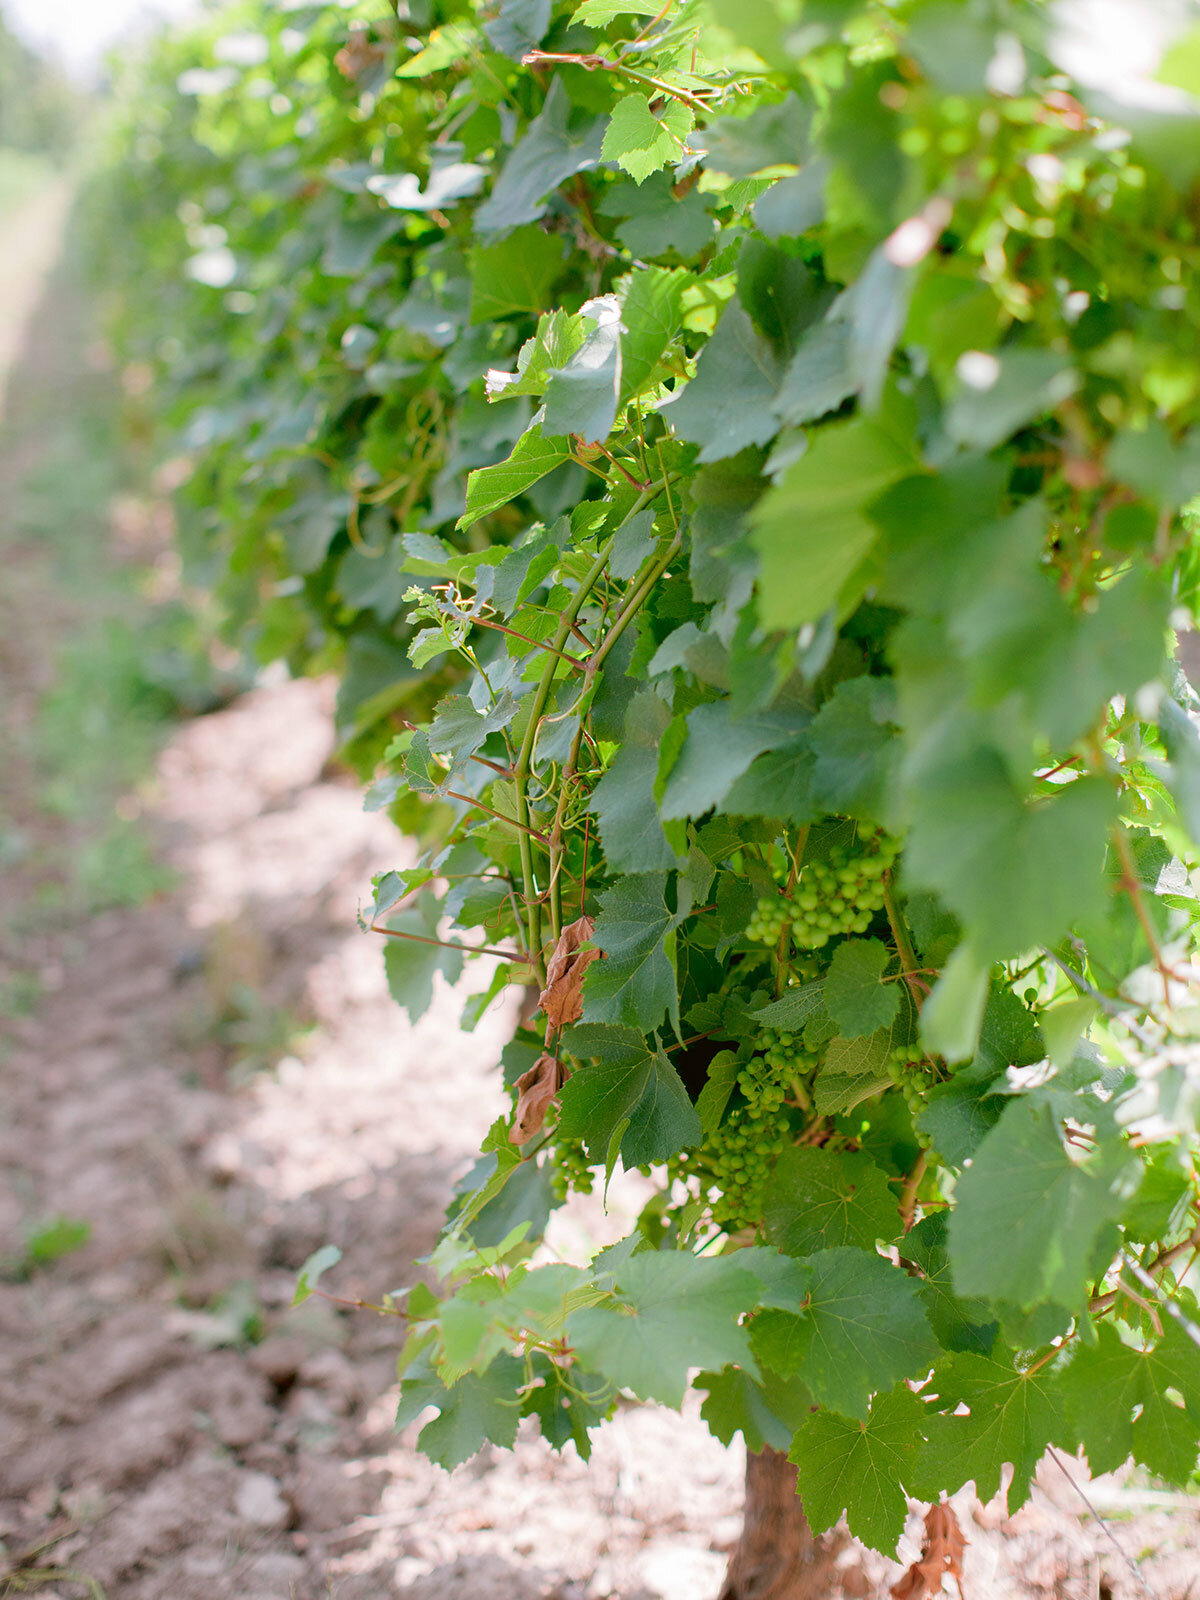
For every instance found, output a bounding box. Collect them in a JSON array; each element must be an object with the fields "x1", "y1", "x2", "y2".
[
  {"x1": 510, "y1": 1052, "x2": 570, "y2": 1144},
  {"x1": 890, "y1": 1501, "x2": 967, "y2": 1600},
  {"x1": 537, "y1": 914, "x2": 601, "y2": 1031}
]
